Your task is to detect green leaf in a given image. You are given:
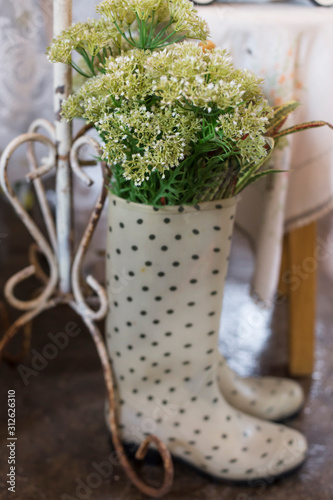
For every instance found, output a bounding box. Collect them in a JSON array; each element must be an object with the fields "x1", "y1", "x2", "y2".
[
  {"x1": 266, "y1": 101, "x2": 300, "y2": 137},
  {"x1": 237, "y1": 169, "x2": 284, "y2": 191},
  {"x1": 235, "y1": 139, "x2": 275, "y2": 194},
  {"x1": 70, "y1": 61, "x2": 92, "y2": 78},
  {"x1": 273, "y1": 120, "x2": 333, "y2": 140}
]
